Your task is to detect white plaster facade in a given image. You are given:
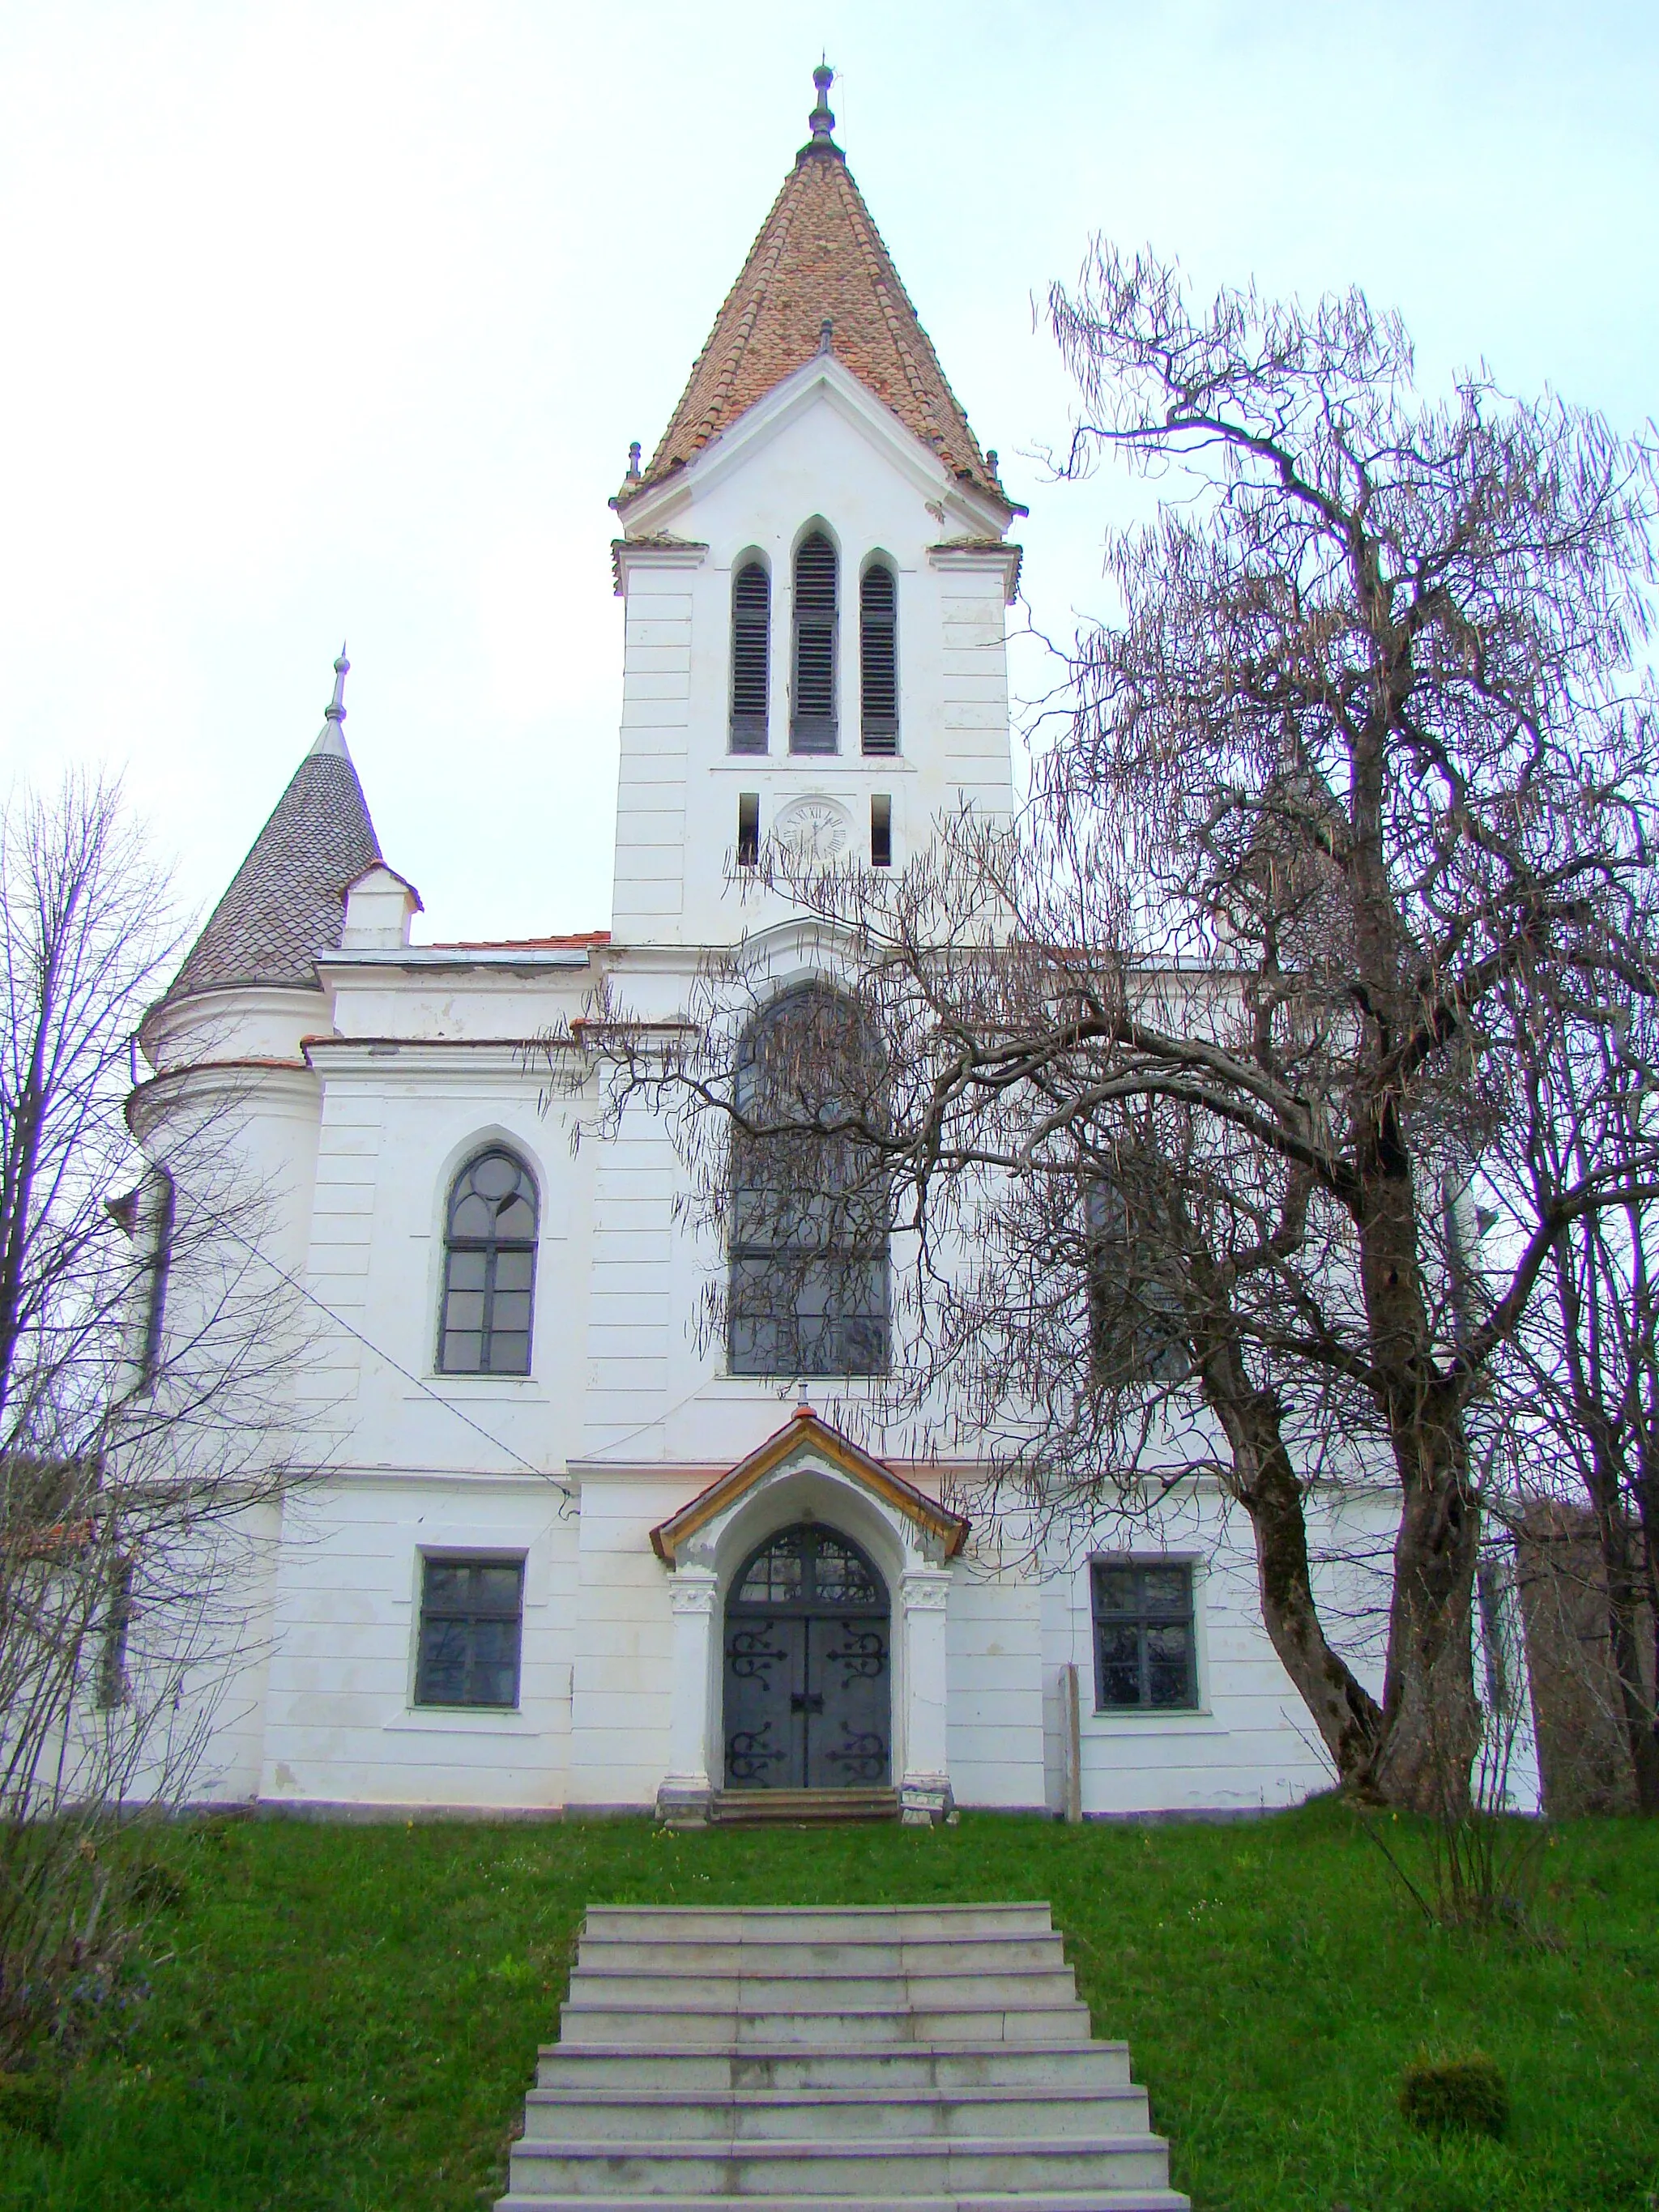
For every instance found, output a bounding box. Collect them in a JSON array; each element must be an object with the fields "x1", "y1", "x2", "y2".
[{"x1": 130, "y1": 91, "x2": 1529, "y2": 1825}]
